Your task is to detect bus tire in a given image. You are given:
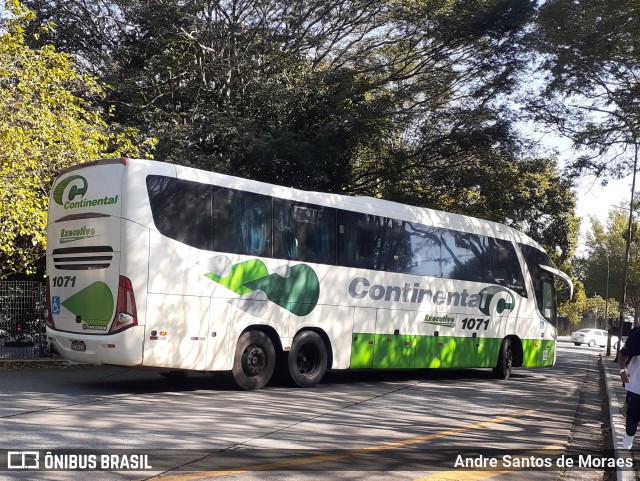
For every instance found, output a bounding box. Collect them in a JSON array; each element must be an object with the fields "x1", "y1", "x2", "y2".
[
  {"x1": 493, "y1": 338, "x2": 513, "y2": 380},
  {"x1": 232, "y1": 330, "x2": 275, "y2": 390},
  {"x1": 288, "y1": 331, "x2": 327, "y2": 388}
]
